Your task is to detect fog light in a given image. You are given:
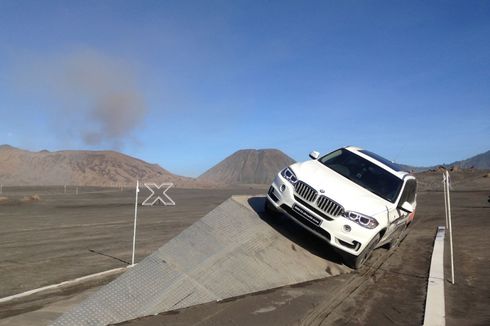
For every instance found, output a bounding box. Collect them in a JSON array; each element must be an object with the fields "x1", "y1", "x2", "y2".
[
  {"x1": 280, "y1": 184, "x2": 286, "y2": 192},
  {"x1": 343, "y1": 225, "x2": 351, "y2": 232}
]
